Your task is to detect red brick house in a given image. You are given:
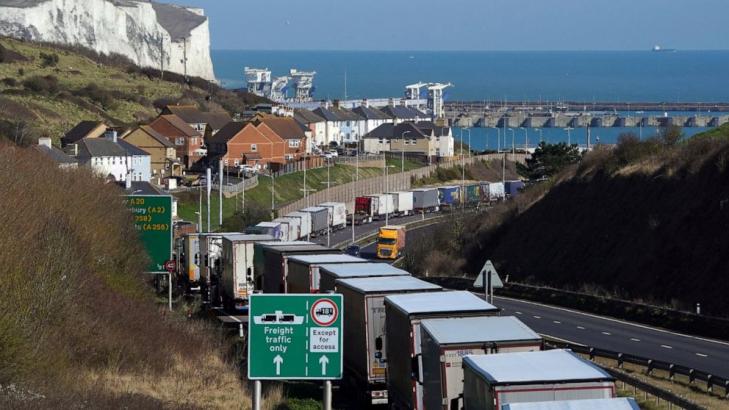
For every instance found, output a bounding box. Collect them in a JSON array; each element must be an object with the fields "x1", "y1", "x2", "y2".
[
  {"x1": 254, "y1": 115, "x2": 308, "y2": 160},
  {"x1": 149, "y1": 114, "x2": 204, "y2": 169},
  {"x1": 207, "y1": 122, "x2": 285, "y2": 169}
]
